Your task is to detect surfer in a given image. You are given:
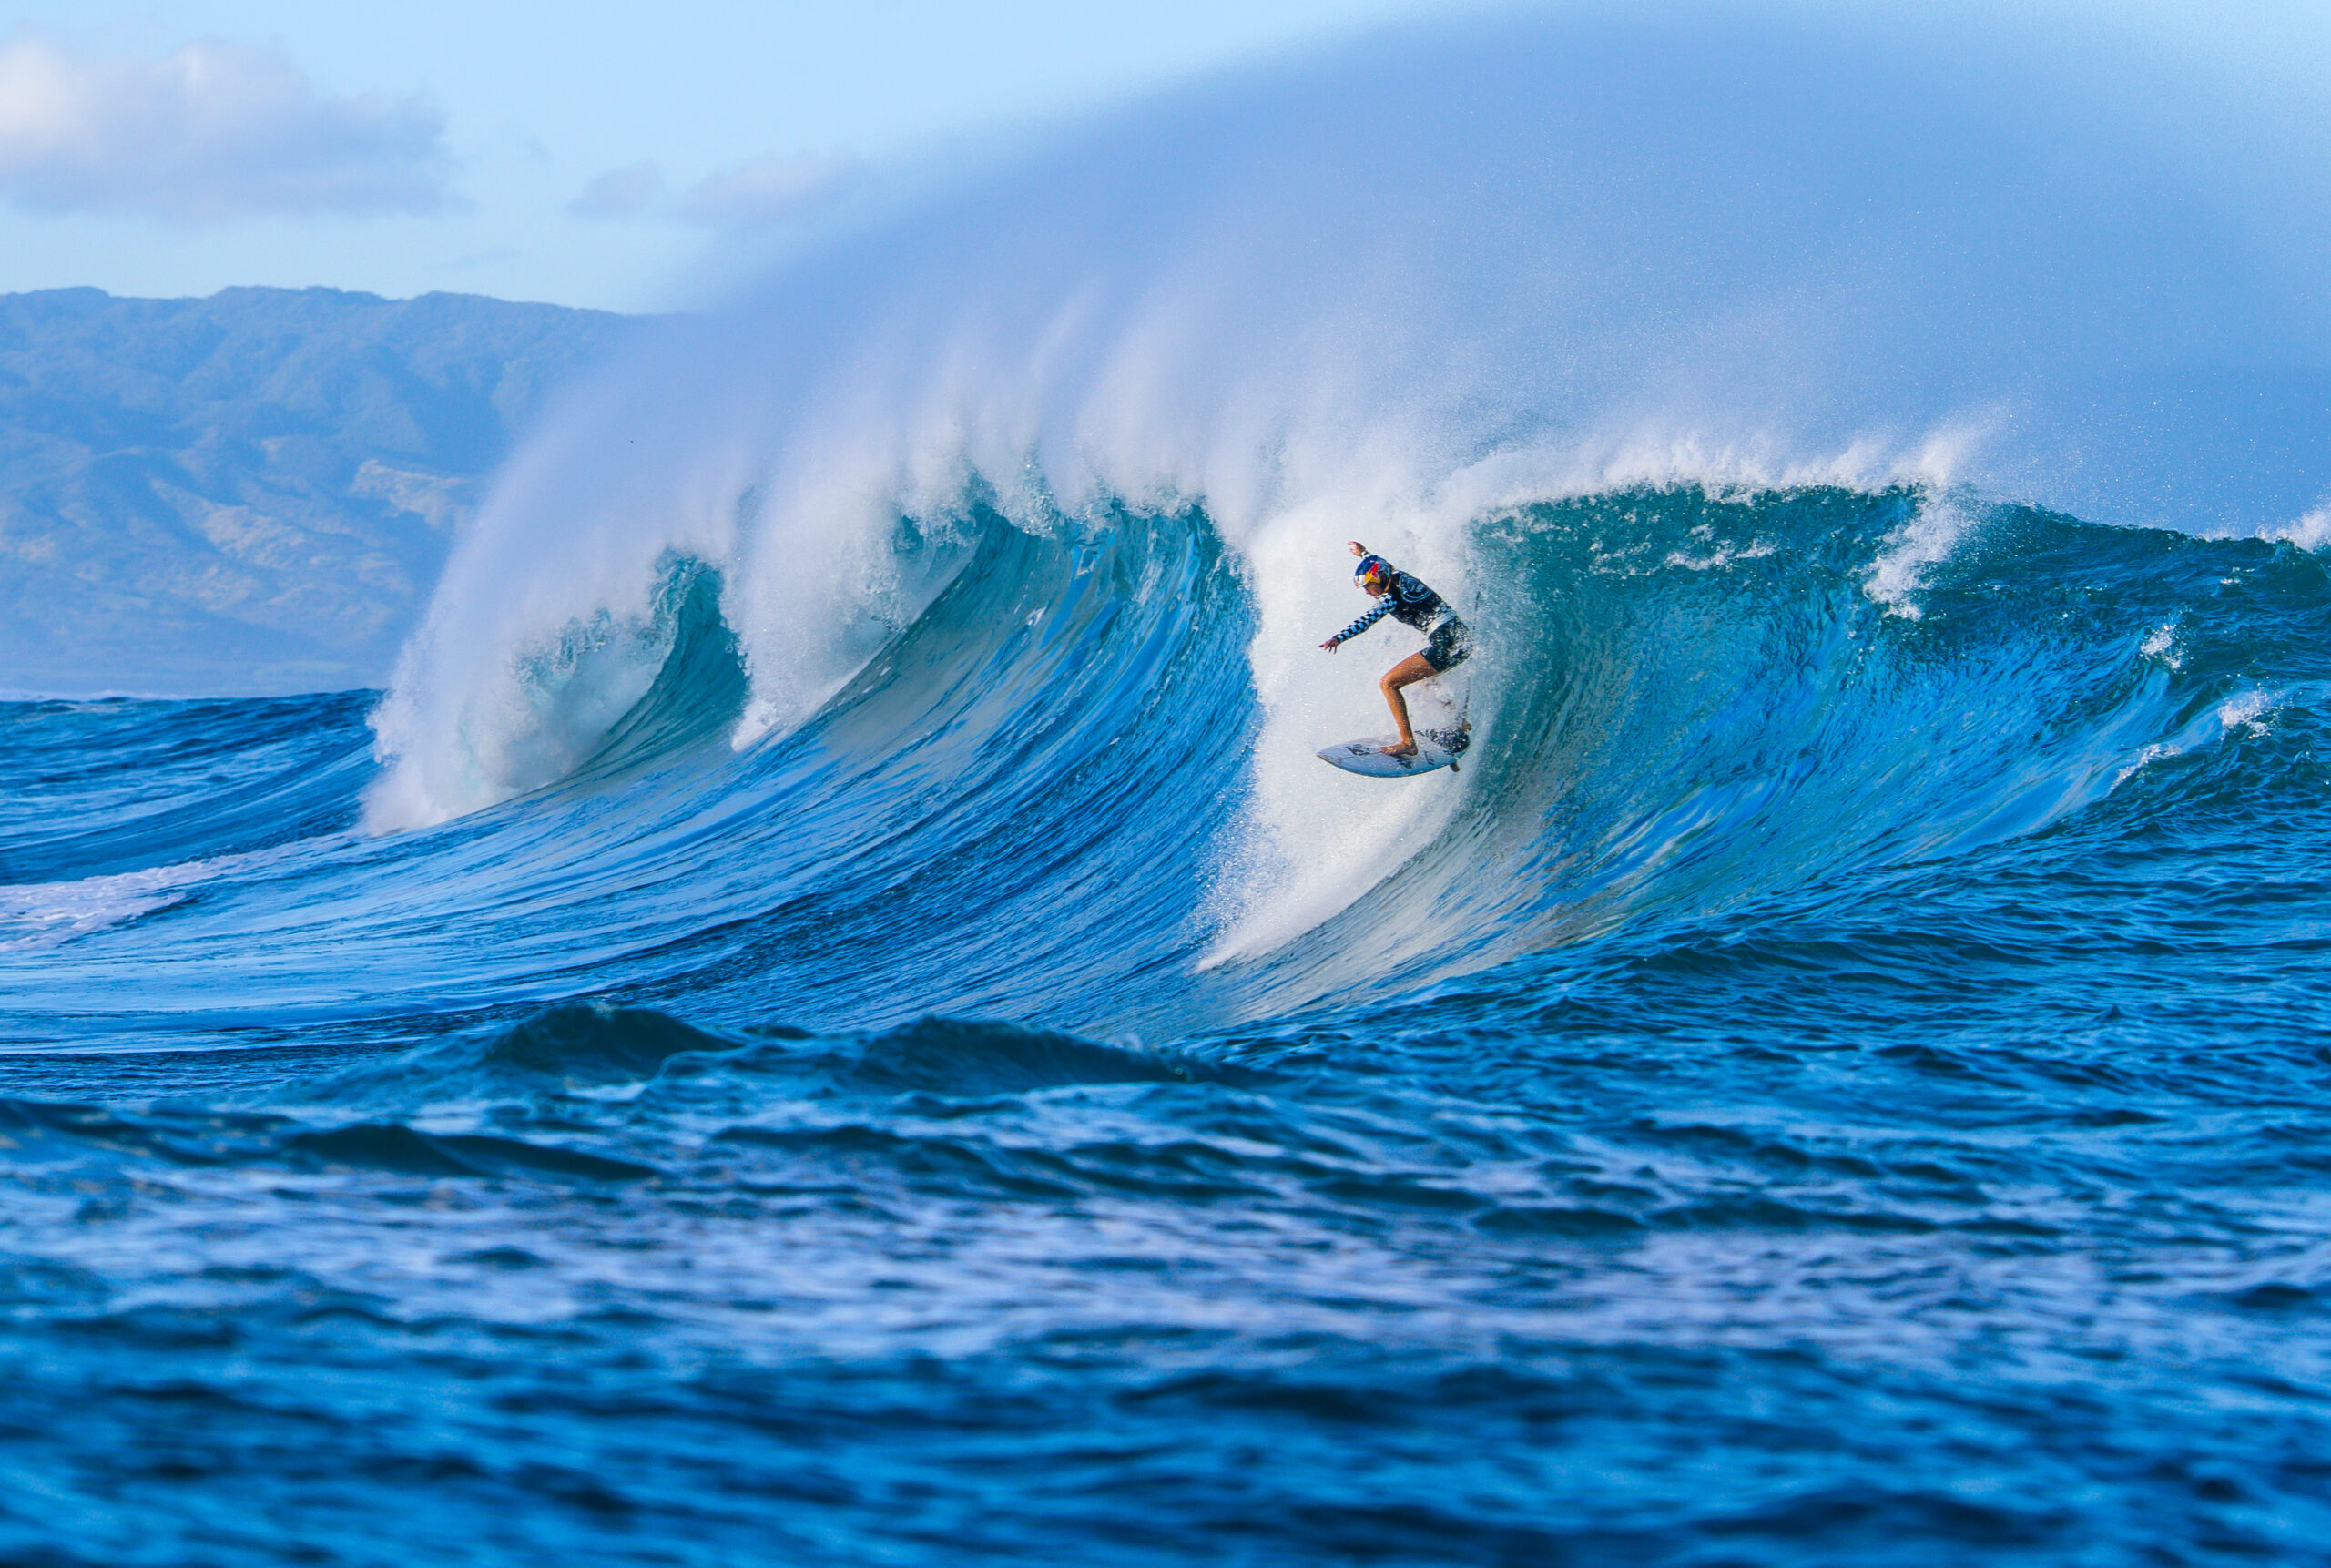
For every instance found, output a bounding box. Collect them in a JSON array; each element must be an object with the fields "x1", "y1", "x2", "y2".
[{"x1": 1319, "y1": 541, "x2": 1471, "y2": 758}]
